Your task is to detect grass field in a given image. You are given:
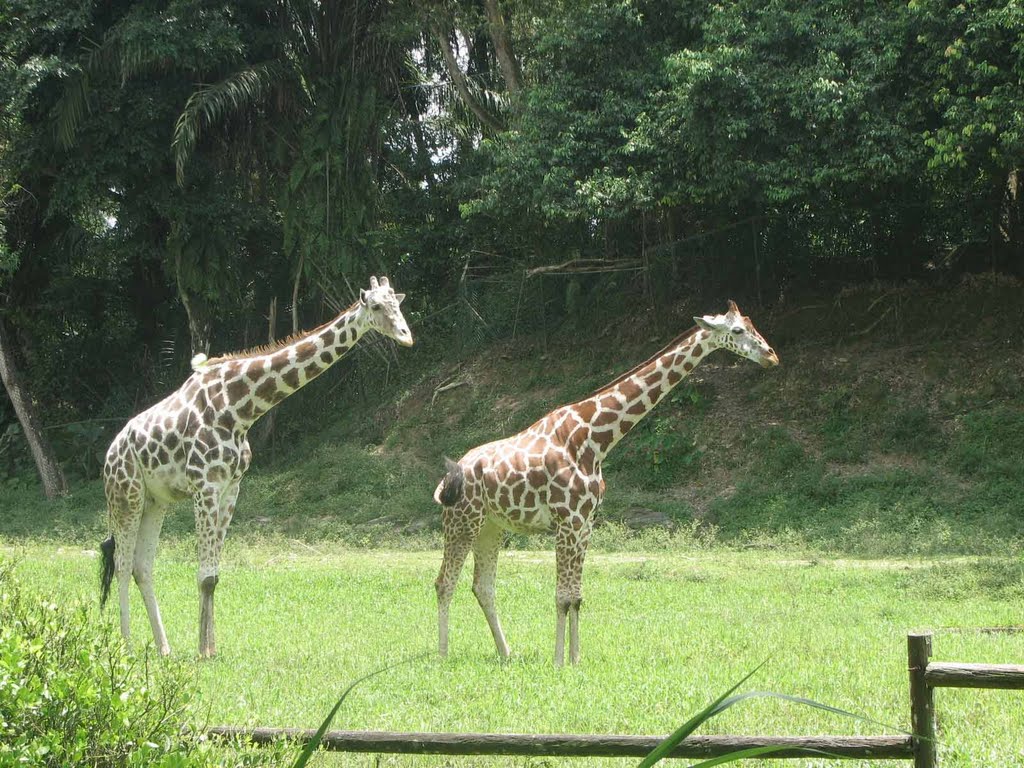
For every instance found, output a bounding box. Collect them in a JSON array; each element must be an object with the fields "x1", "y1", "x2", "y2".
[
  {"x1": 3, "y1": 284, "x2": 1022, "y2": 766},
  {"x1": 6, "y1": 538, "x2": 1023, "y2": 767}
]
